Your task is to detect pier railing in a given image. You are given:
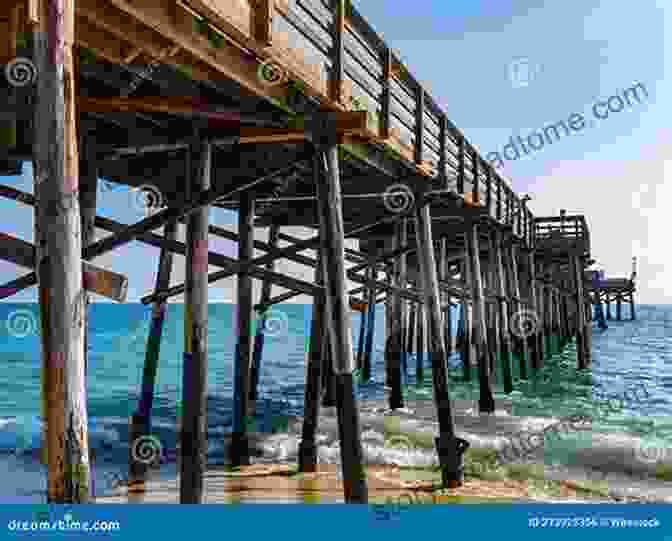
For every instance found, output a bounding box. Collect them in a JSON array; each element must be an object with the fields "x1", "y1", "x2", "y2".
[
  {"x1": 533, "y1": 215, "x2": 590, "y2": 256},
  {"x1": 164, "y1": 0, "x2": 534, "y2": 245}
]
